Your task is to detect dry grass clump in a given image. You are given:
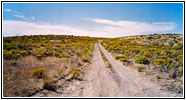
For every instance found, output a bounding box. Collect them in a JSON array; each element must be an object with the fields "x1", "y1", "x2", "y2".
[
  {"x1": 3, "y1": 69, "x2": 34, "y2": 97},
  {"x1": 137, "y1": 66, "x2": 144, "y2": 72},
  {"x1": 69, "y1": 66, "x2": 80, "y2": 78},
  {"x1": 82, "y1": 57, "x2": 89, "y2": 62},
  {"x1": 3, "y1": 56, "x2": 71, "y2": 97}
]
